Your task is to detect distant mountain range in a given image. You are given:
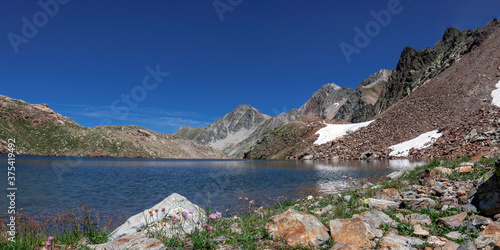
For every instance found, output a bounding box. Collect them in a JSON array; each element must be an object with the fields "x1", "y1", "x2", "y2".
[{"x1": 2, "y1": 19, "x2": 499, "y2": 160}]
